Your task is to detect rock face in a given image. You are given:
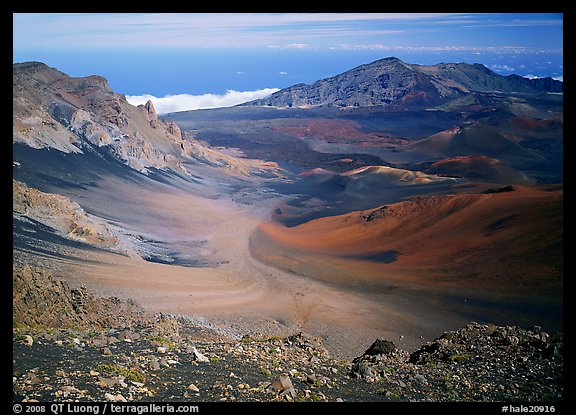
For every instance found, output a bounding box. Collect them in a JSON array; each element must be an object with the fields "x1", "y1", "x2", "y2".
[
  {"x1": 267, "y1": 374, "x2": 296, "y2": 399},
  {"x1": 362, "y1": 339, "x2": 398, "y2": 356},
  {"x1": 13, "y1": 62, "x2": 190, "y2": 174},
  {"x1": 140, "y1": 100, "x2": 161, "y2": 129},
  {"x1": 242, "y1": 57, "x2": 562, "y2": 109}
]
